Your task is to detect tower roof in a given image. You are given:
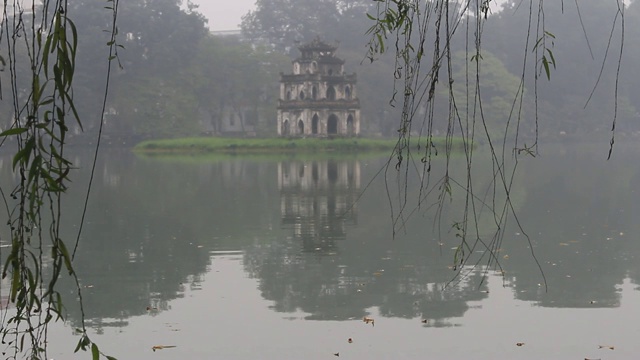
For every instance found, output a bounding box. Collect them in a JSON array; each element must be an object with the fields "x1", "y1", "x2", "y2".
[{"x1": 298, "y1": 37, "x2": 337, "y2": 52}]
